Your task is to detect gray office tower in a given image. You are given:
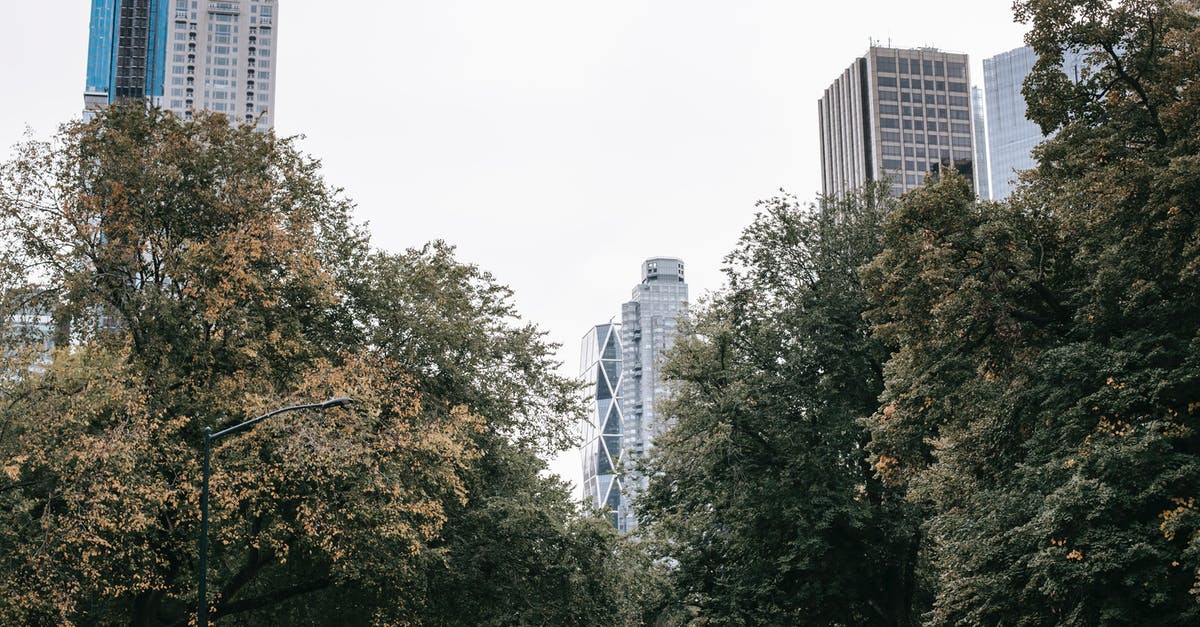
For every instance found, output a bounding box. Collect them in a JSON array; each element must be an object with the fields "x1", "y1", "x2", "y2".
[
  {"x1": 982, "y1": 45, "x2": 1089, "y2": 200},
  {"x1": 581, "y1": 258, "x2": 687, "y2": 533},
  {"x1": 818, "y1": 46, "x2": 977, "y2": 197}
]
